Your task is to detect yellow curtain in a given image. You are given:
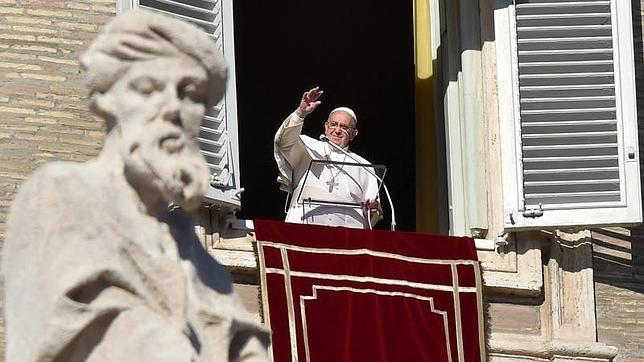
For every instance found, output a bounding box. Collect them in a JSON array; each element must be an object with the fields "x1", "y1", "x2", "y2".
[{"x1": 413, "y1": 0, "x2": 439, "y2": 232}]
